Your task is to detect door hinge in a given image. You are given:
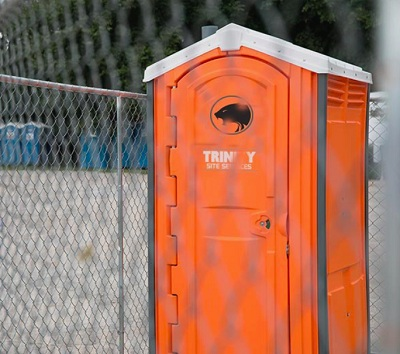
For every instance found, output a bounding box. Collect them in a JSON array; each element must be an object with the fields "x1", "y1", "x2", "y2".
[
  {"x1": 166, "y1": 116, "x2": 177, "y2": 147},
  {"x1": 166, "y1": 294, "x2": 178, "y2": 325},
  {"x1": 169, "y1": 147, "x2": 179, "y2": 177},
  {"x1": 286, "y1": 244, "x2": 290, "y2": 256},
  {"x1": 166, "y1": 235, "x2": 177, "y2": 265},
  {"x1": 165, "y1": 176, "x2": 177, "y2": 206}
]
